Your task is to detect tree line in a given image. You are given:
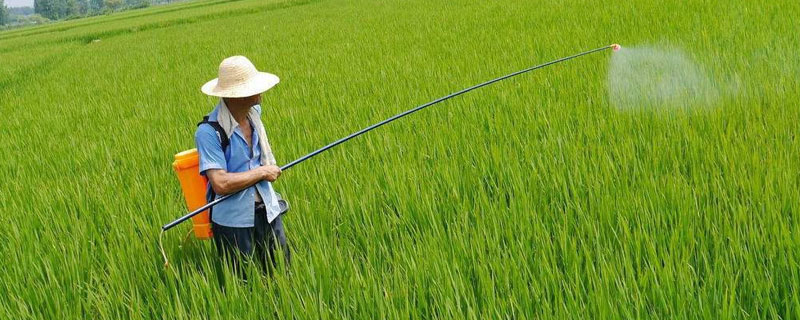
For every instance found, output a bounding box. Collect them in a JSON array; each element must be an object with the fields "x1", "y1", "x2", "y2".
[
  {"x1": 2, "y1": 0, "x2": 178, "y2": 26},
  {"x1": 1, "y1": 2, "x2": 50, "y2": 27},
  {"x1": 33, "y1": 0, "x2": 153, "y2": 20},
  {"x1": 0, "y1": 0, "x2": 8, "y2": 26}
]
